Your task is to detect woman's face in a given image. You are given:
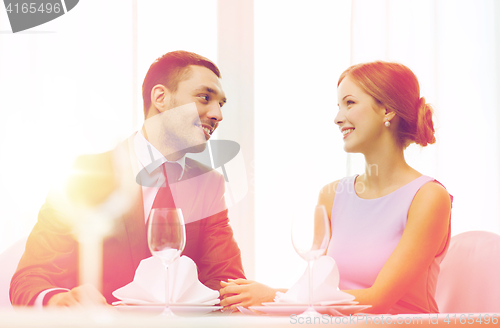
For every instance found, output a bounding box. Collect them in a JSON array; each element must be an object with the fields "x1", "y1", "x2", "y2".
[{"x1": 335, "y1": 75, "x2": 387, "y2": 153}]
